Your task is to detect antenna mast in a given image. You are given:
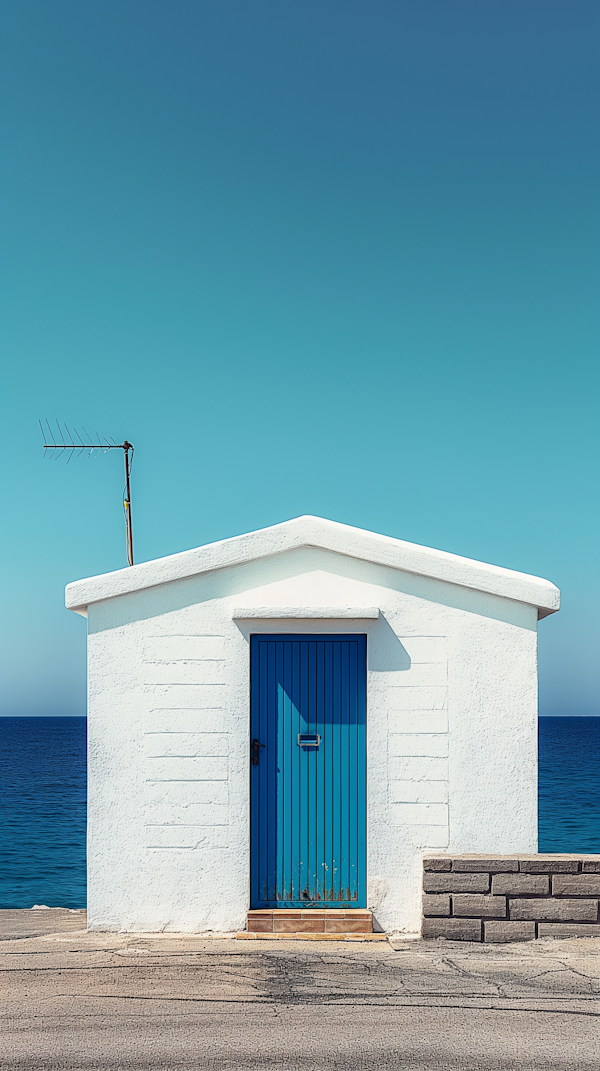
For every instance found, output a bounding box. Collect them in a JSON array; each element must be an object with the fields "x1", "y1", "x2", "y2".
[
  {"x1": 40, "y1": 420, "x2": 135, "y2": 566},
  {"x1": 123, "y1": 441, "x2": 134, "y2": 567}
]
